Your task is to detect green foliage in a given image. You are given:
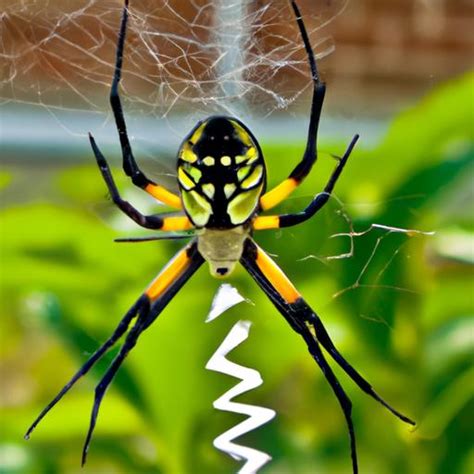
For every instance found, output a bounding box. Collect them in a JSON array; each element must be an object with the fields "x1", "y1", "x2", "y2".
[
  {"x1": 0, "y1": 172, "x2": 12, "y2": 190},
  {"x1": 1, "y1": 73, "x2": 472, "y2": 473}
]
